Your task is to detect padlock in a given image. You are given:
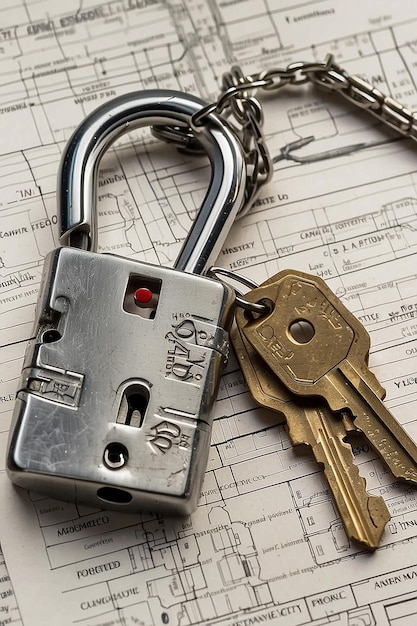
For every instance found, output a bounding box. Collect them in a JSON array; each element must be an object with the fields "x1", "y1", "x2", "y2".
[{"x1": 7, "y1": 90, "x2": 246, "y2": 514}]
